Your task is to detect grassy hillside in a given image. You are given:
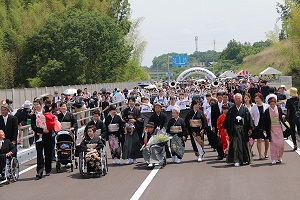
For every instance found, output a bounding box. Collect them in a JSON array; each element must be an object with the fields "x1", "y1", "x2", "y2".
[{"x1": 237, "y1": 41, "x2": 291, "y2": 76}]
